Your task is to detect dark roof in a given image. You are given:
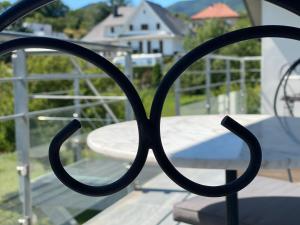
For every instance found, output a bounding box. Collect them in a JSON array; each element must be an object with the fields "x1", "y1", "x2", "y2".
[{"x1": 146, "y1": 1, "x2": 186, "y2": 36}]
